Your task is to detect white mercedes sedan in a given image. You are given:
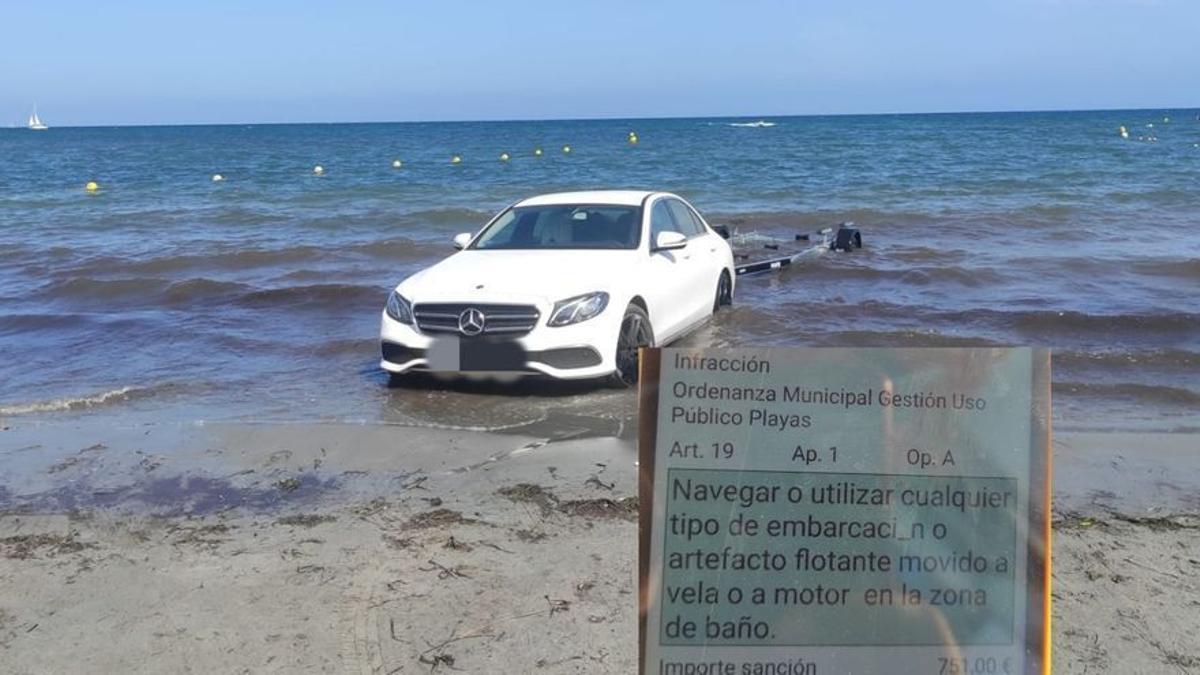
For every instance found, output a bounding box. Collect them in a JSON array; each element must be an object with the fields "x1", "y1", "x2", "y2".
[{"x1": 380, "y1": 190, "x2": 735, "y2": 386}]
